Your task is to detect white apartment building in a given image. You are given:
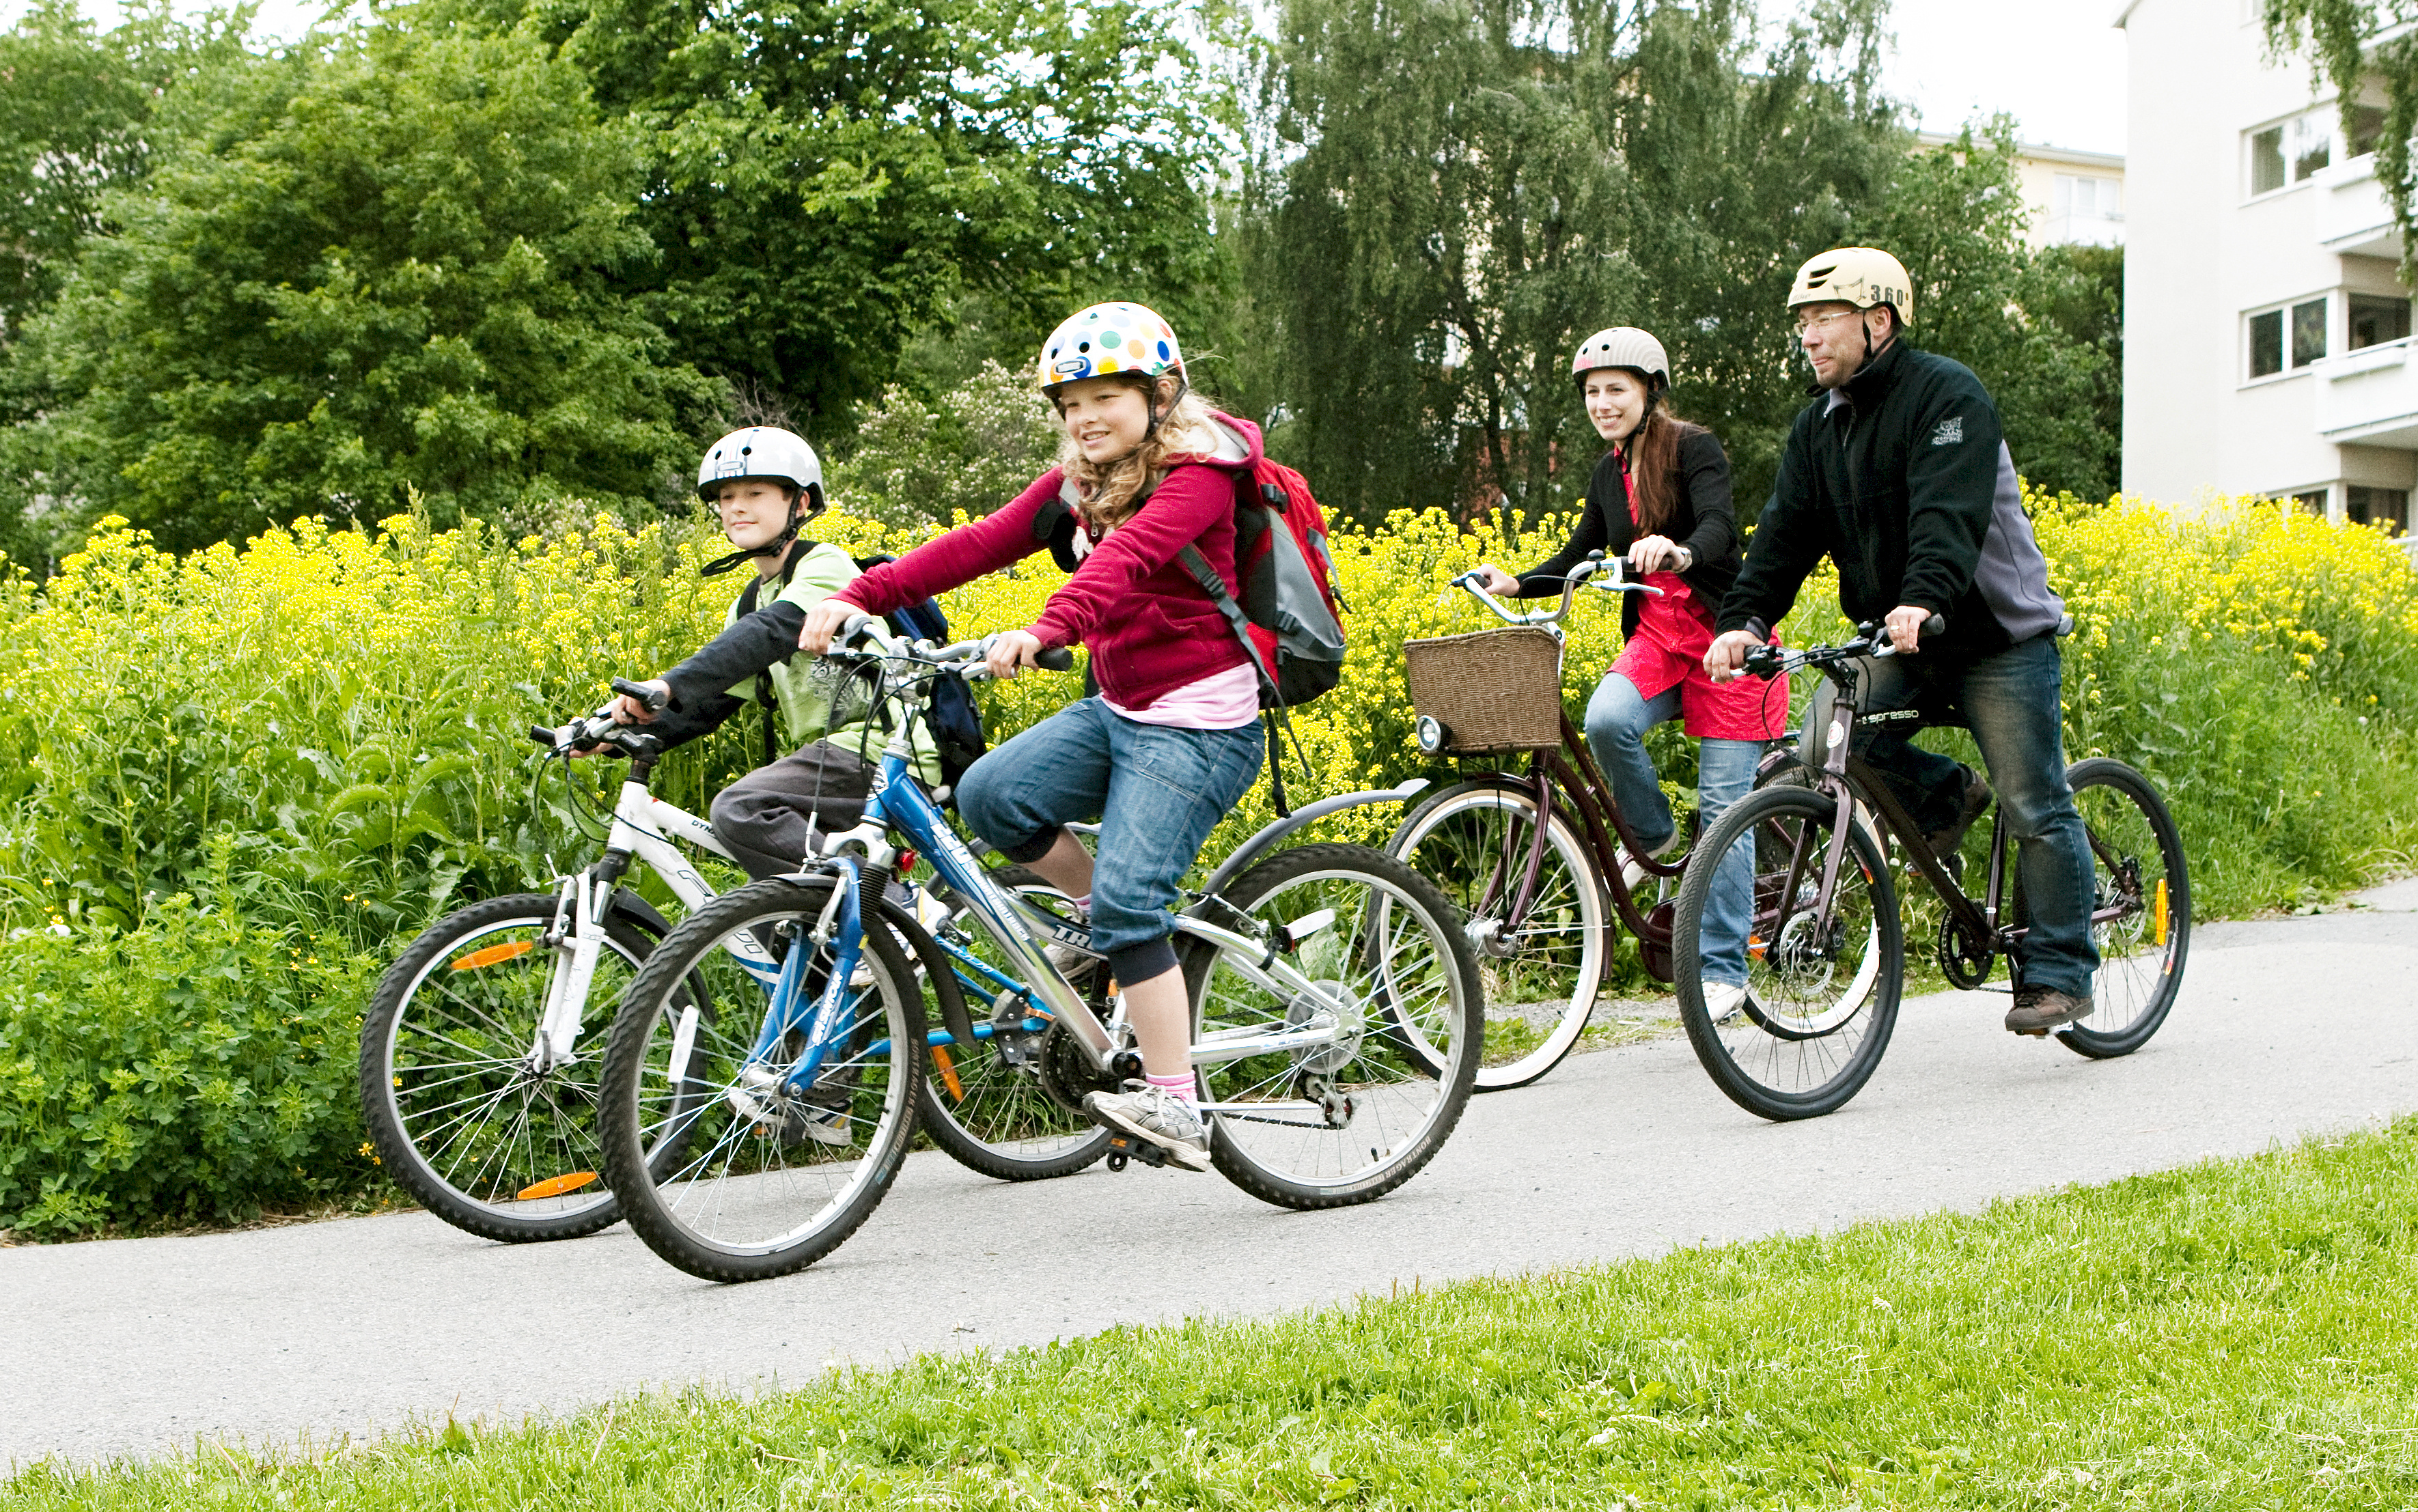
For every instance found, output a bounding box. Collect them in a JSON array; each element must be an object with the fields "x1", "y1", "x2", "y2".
[
  {"x1": 2120, "y1": 0, "x2": 2415, "y2": 533},
  {"x1": 1918, "y1": 134, "x2": 2127, "y2": 248}
]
